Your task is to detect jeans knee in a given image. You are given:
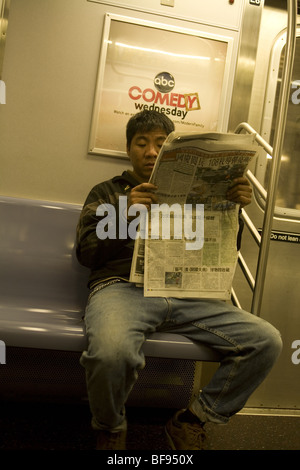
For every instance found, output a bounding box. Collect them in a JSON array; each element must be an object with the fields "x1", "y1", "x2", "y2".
[
  {"x1": 82, "y1": 336, "x2": 145, "y2": 373},
  {"x1": 260, "y1": 322, "x2": 282, "y2": 365}
]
